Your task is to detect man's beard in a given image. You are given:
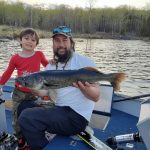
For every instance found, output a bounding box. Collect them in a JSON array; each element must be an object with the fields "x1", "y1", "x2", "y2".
[{"x1": 54, "y1": 49, "x2": 73, "y2": 63}]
